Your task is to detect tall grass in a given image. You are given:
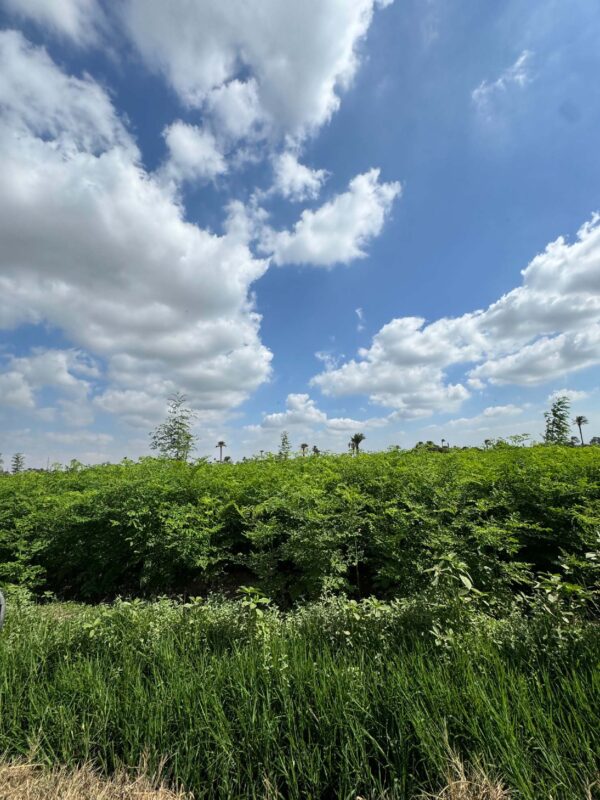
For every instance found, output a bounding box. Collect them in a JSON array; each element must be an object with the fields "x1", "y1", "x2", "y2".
[{"x1": 1, "y1": 598, "x2": 598, "y2": 799}]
